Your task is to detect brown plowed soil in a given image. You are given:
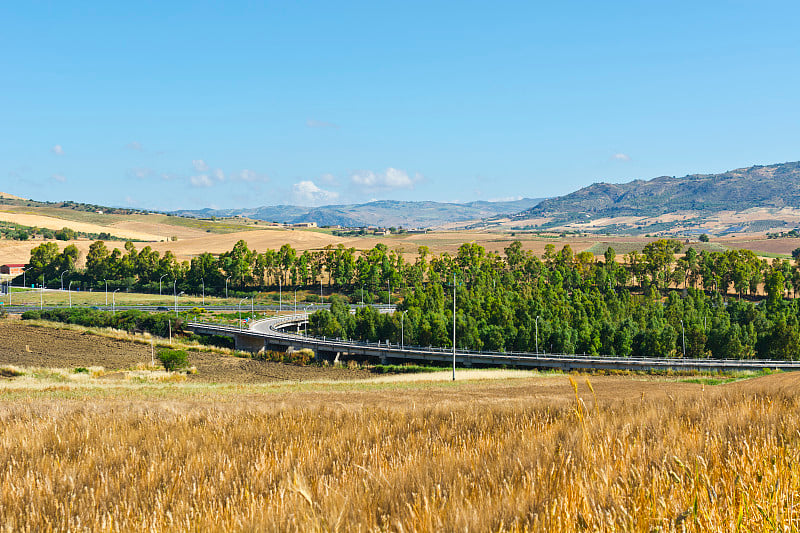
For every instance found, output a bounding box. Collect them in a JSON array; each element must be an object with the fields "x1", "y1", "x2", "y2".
[{"x1": 0, "y1": 320, "x2": 372, "y2": 383}]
